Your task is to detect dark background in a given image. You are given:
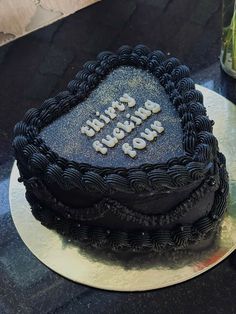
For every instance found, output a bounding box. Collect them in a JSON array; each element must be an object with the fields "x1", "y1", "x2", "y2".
[{"x1": 1, "y1": 0, "x2": 236, "y2": 313}]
